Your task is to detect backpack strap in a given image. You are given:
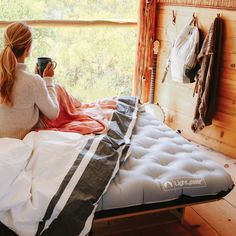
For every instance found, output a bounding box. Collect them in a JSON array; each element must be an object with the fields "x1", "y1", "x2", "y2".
[{"x1": 193, "y1": 71, "x2": 200, "y2": 97}]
